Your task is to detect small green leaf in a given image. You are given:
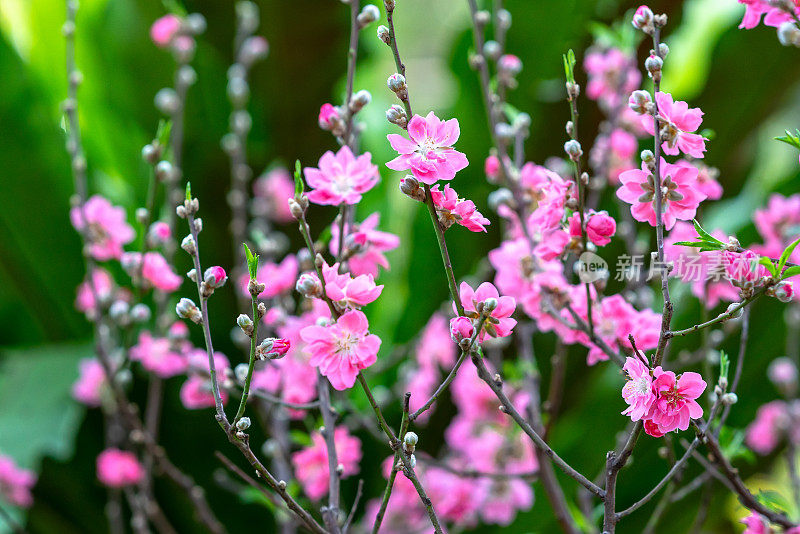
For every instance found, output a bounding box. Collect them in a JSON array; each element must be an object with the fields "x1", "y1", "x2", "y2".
[
  {"x1": 782, "y1": 265, "x2": 800, "y2": 278},
  {"x1": 243, "y1": 243, "x2": 259, "y2": 279},
  {"x1": 673, "y1": 240, "x2": 711, "y2": 248},
  {"x1": 756, "y1": 490, "x2": 791, "y2": 514},
  {"x1": 161, "y1": 0, "x2": 188, "y2": 16},
  {"x1": 778, "y1": 236, "x2": 800, "y2": 271},
  {"x1": 719, "y1": 351, "x2": 729, "y2": 383},
  {"x1": 293, "y1": 160, "x2": 304, "y2": 198},
  {"x1": 758, "y1": 256, "x2": 778, "y2": 277},
  {"x1": 692, "y1": 219, "x2": 724, "y2": 245},
  {"x1": 185, "y1": 182, "x2": 192, "y2": 201},
  {"x1": 156, "y1": 119, "x2": 172, "y2": 149},
  {"x1": 563, "y1": 49, "x2": 576, "y2": 83},
  {"x1": 774, "y1": 129, "x2": 800, "y2": 150},
  {"x1": 503, "y1": 103, "x2": 521, "y2": 124}
]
